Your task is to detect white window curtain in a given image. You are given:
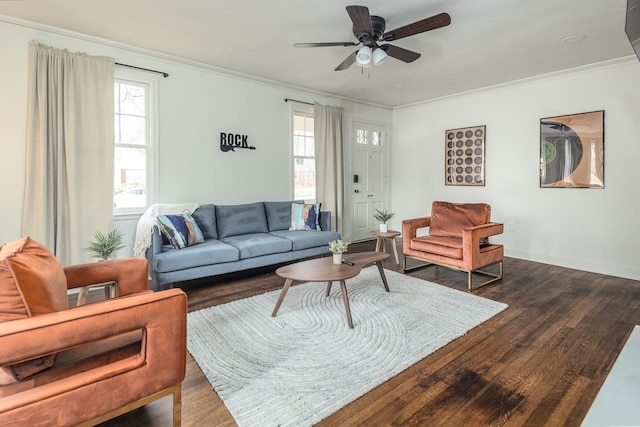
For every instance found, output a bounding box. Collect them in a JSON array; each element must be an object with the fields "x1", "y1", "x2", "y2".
[
  {"x1": 313, "y1": 102, "x2": 344, "y2": 233},
  {"x1": 21, "y1": 41, "x2": 115, "y2": 265}
]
